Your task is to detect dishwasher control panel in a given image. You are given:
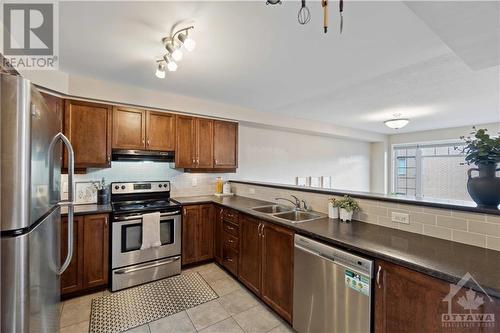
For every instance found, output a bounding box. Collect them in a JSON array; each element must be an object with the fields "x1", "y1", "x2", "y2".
[{"x1": 294, "y1": 234, "x2": 373, "y2": 277}]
